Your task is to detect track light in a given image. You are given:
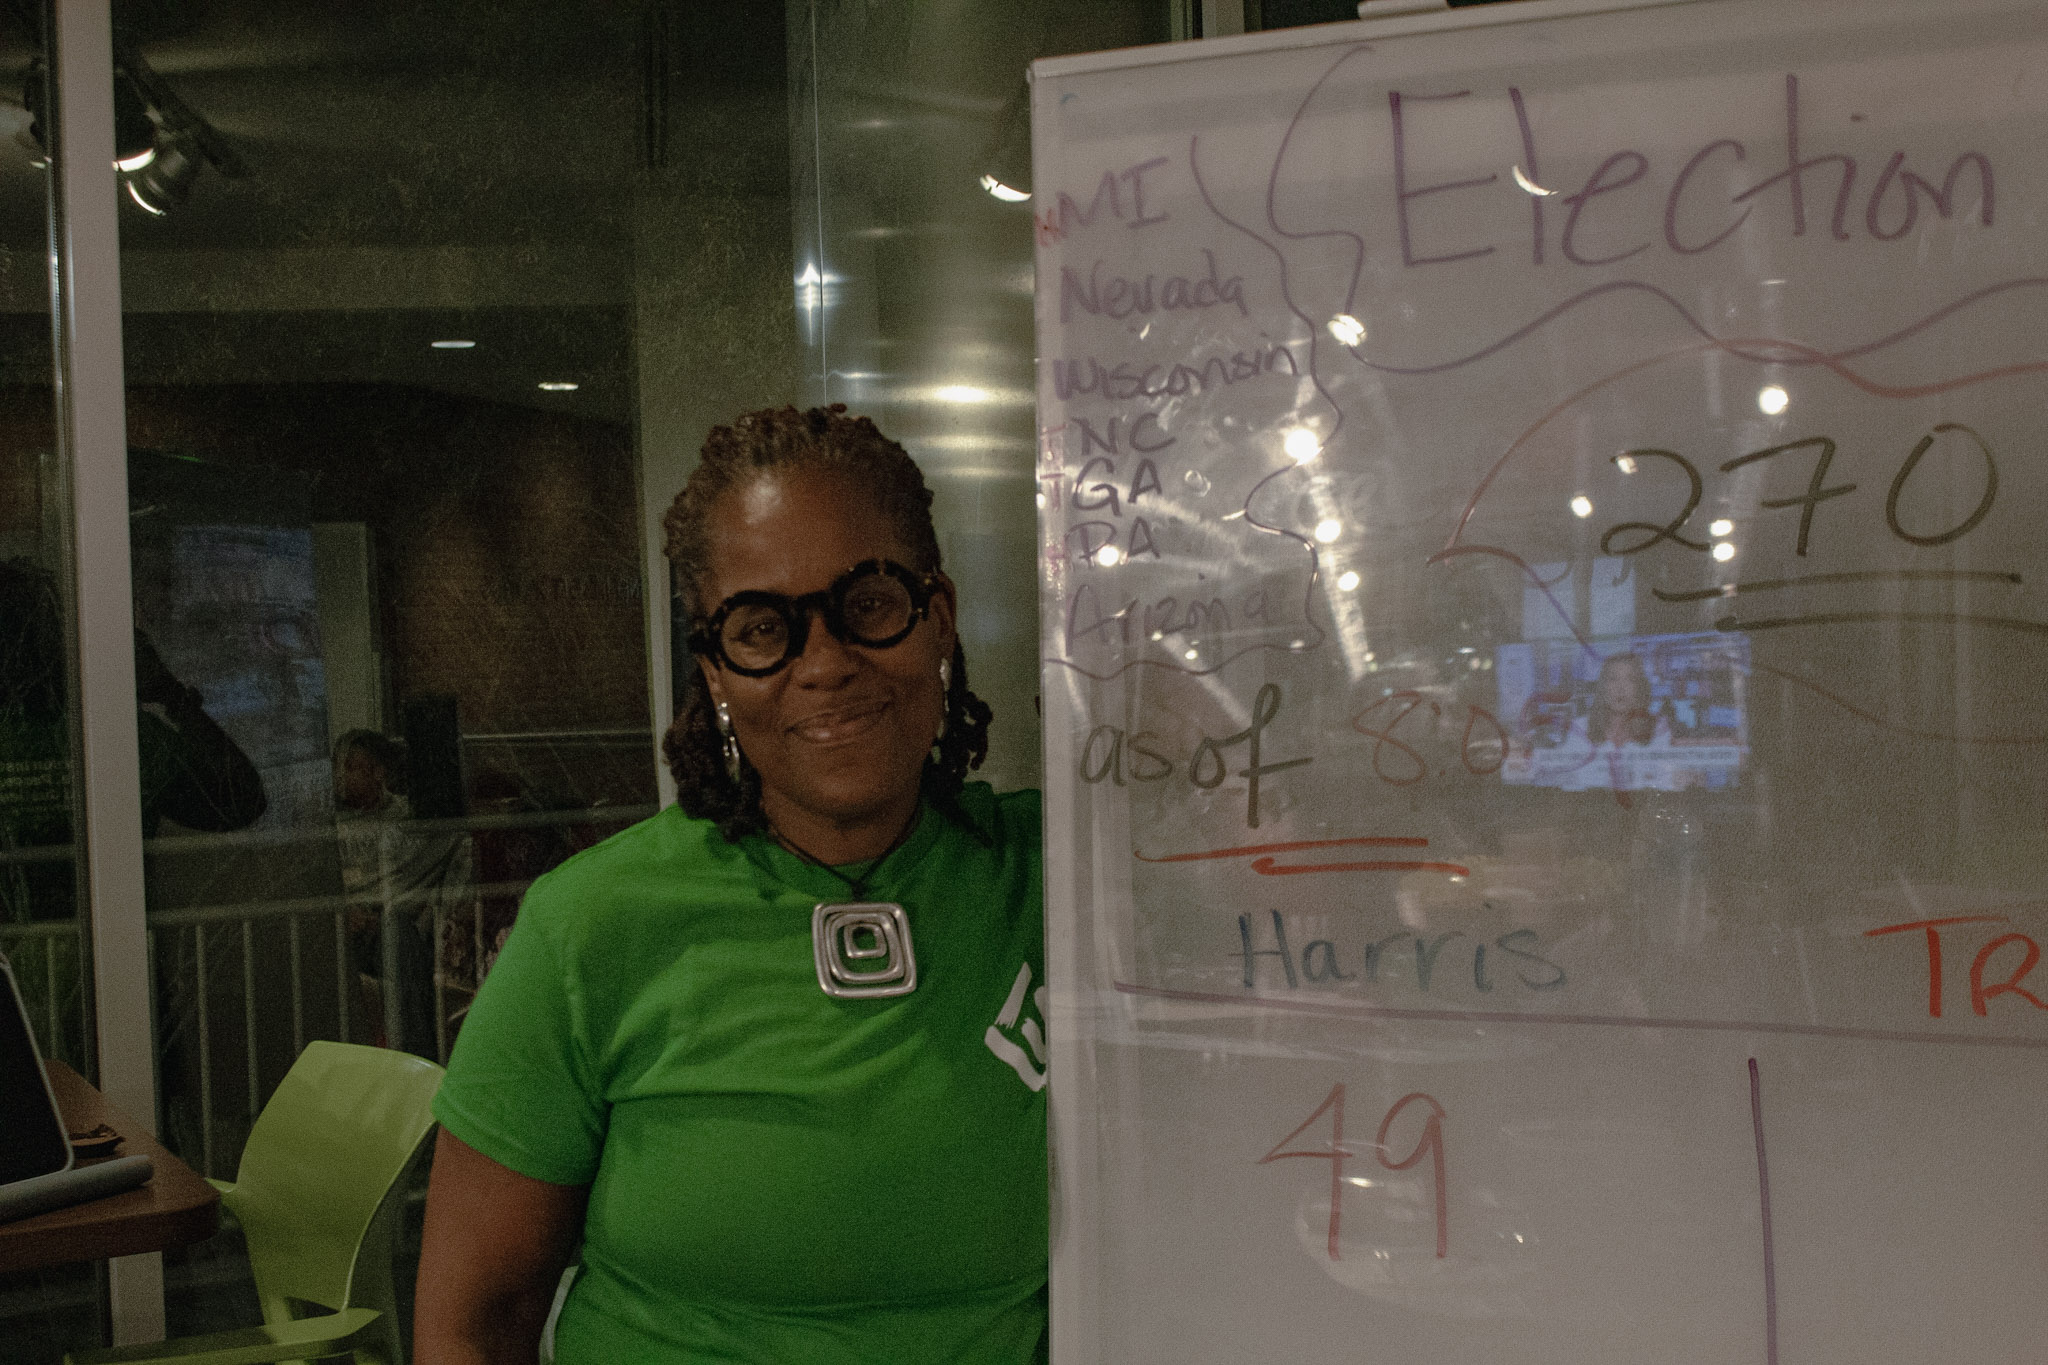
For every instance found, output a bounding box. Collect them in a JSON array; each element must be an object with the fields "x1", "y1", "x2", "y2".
[
  {"x1": 19, "y1": 47, "x2": 246, "y2": 216},
  {"x1": 111, "y1": 68, "x2": 155, "y2": 168},
  {"x1": 20, "y1": 58, "x2": 158, "y2": 171},
  {"x1": 125, "y1": 133, "x2": 203, "y2": 215}
]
